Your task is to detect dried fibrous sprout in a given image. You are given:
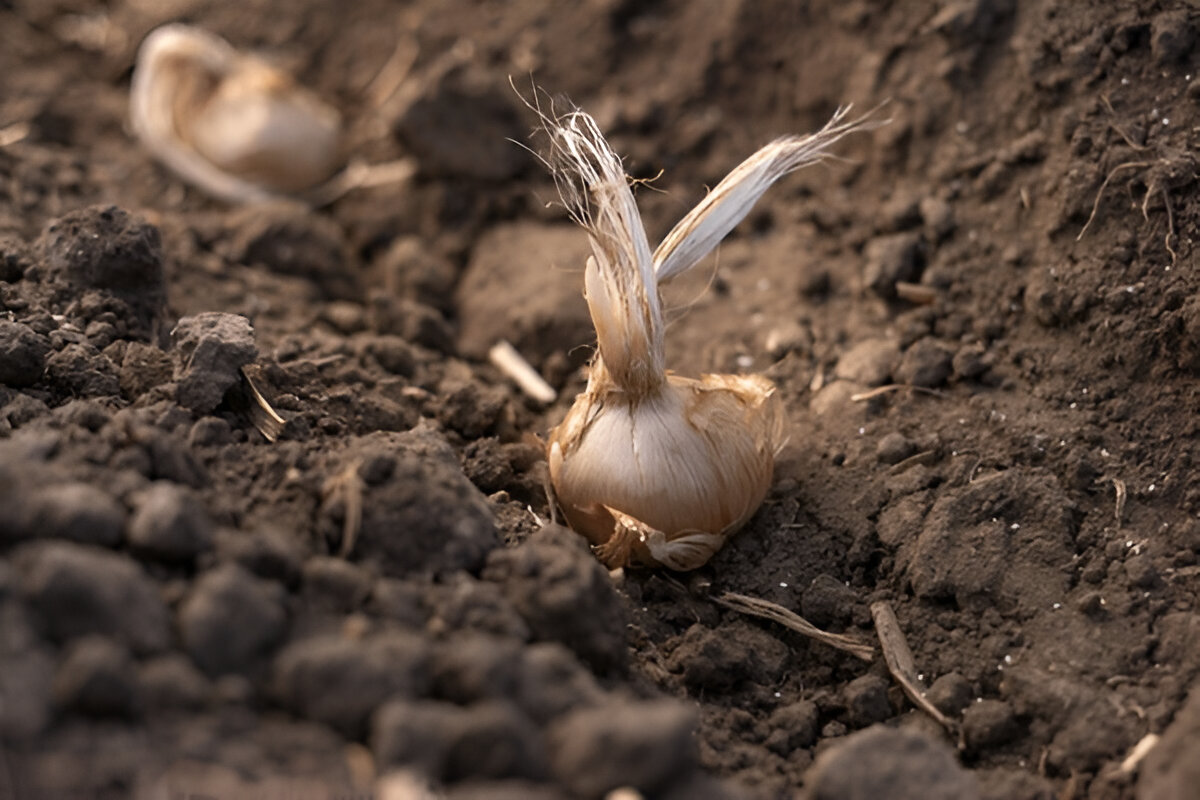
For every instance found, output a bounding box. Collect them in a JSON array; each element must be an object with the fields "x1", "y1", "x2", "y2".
[{"x1": 534, "y1": 97, "x2": 881, "y2": 570}]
